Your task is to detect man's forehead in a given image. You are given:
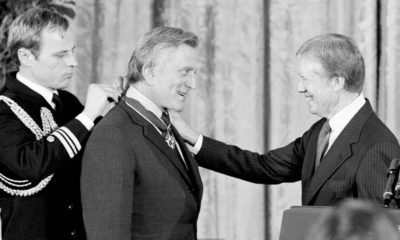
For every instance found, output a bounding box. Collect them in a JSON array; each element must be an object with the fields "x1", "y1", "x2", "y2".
[
  {"x1": 296, "y1": 57, "x2": 326, "y2": 75},
  {"x1": 156, "y1": 45, "x2": 198, "y2": 64},
  {"x1": 39, "y1": 27, "x2": 76, "y2": 50}
]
